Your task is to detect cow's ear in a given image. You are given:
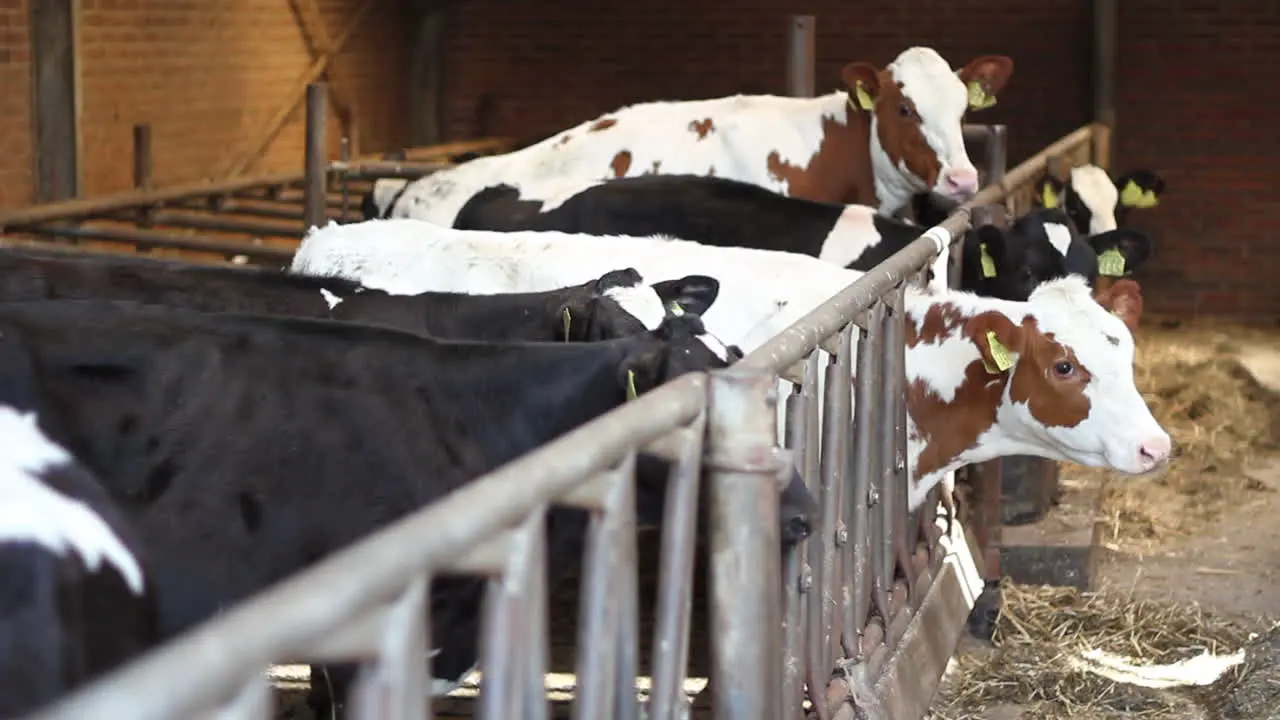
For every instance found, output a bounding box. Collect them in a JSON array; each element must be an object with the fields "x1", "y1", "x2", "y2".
[
  {"x1": 841, "y1": 62, "x2": 882, "y2": 112},
  {"x1": 956, "y1": 55, "x2": 1014, "y2": 110},
  {"x1": 1114, "y1": 170, "x2": 1166, "y2": 209},
  {"x1": 1033, "y1": 173, "x2": 1066, "y2": 210},
  {"x1": 650, "y1": 275, "x2": 719, "y2": 317},
  {"x1": 1088, "y1": 229, "x2": 1153, "y2": 275},
  {"x1": 965, "y1": 311, "x2": 1025, "y2": 375}
]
